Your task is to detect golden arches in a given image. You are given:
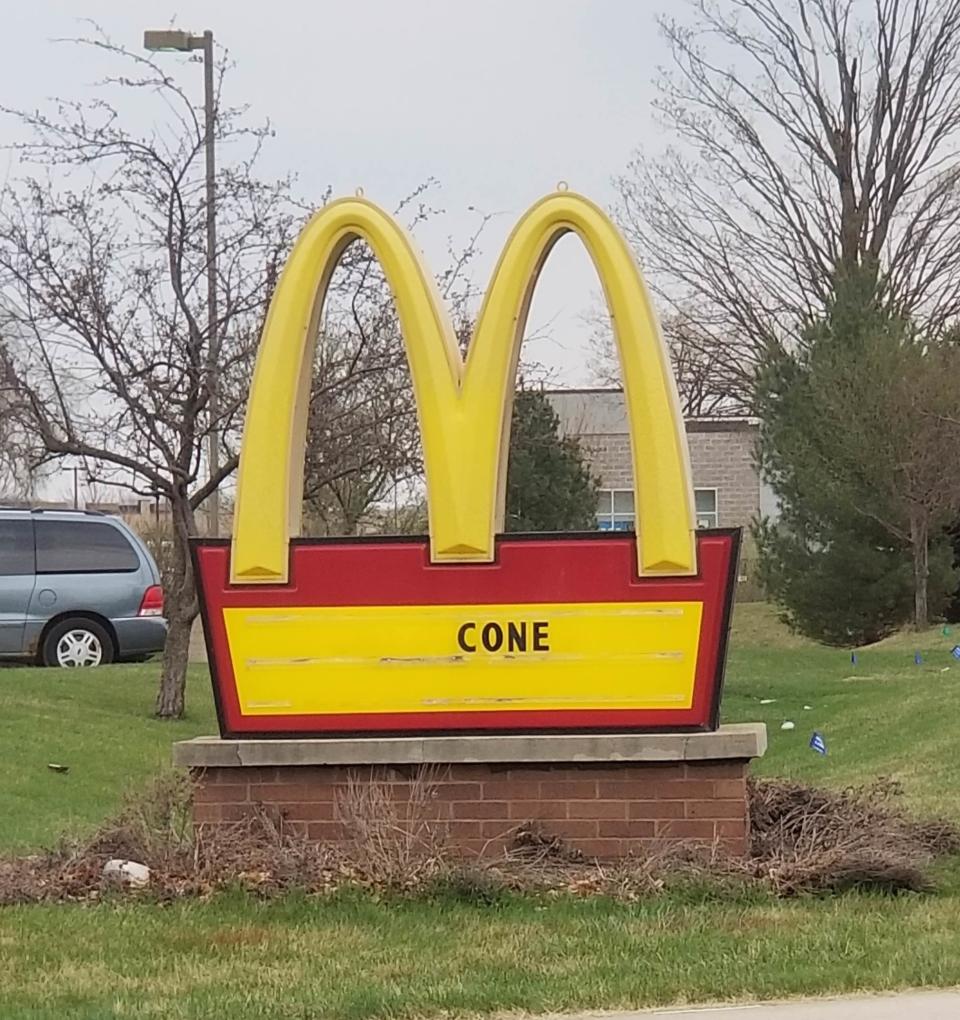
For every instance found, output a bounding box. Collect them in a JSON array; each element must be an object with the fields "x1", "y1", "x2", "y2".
[{"x1": 230, "y1": 191, "x2": 696, "y2": 584}]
